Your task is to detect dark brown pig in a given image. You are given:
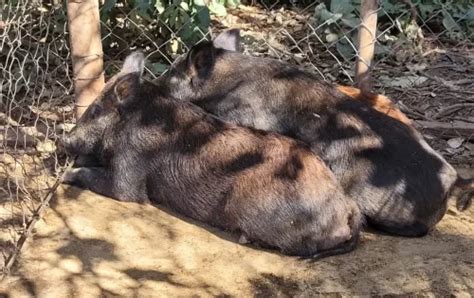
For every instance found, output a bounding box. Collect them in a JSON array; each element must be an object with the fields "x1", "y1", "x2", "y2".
[
  {"x1": 154, "y1": 29, "x2": 473, "y2": 237},
  {"x1": 61, "y1": 52, "x2": 362, "y2": 259}
]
